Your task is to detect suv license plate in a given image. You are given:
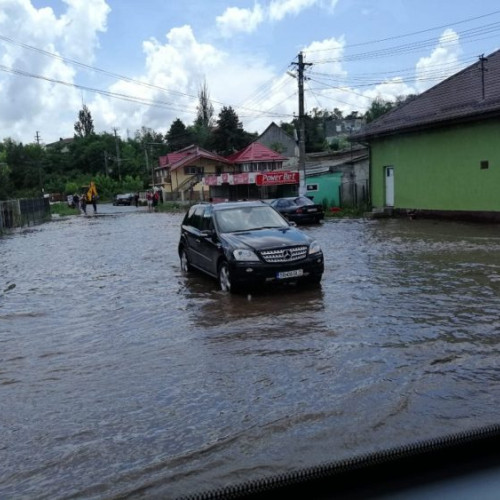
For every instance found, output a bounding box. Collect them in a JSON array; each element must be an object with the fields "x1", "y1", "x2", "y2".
[{"x1": 277, "y1": 269, "x2": 303, "y2": 279}]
